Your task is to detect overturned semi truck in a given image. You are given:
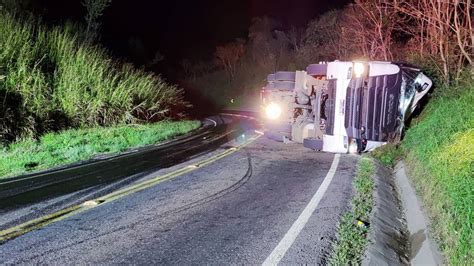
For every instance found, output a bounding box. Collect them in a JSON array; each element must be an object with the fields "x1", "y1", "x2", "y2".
[{"x1": 260, "y1": 61, "x2": 433, "y2": 153}]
